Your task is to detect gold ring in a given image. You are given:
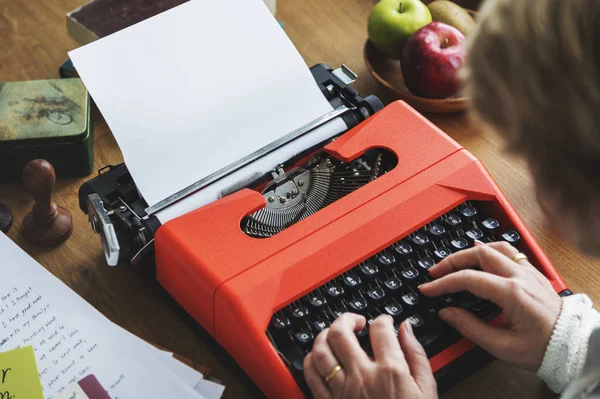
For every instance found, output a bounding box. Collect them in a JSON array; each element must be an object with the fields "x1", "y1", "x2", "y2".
[
  {"x1": 512, "y1": 253, "x2": 528, "y2": 263},
  {"x1": 324, "y1": 364, "x2": 342, "y2": 384}
]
